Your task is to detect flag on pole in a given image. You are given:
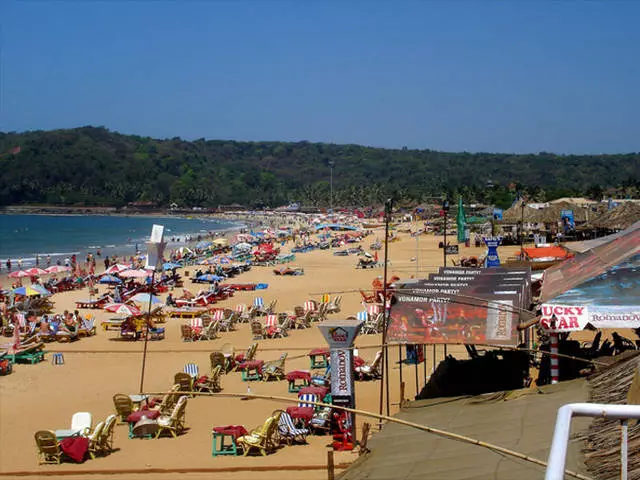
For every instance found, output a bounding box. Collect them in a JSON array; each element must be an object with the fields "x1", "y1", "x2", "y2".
[{"x1": 456, "y1": 197, "x2": 466, "y2": 243}]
